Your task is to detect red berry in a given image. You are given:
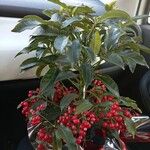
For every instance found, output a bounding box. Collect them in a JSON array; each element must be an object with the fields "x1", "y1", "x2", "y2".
[{"x1": 37, "y1": 144, "x2": 45, "y2": 150}]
